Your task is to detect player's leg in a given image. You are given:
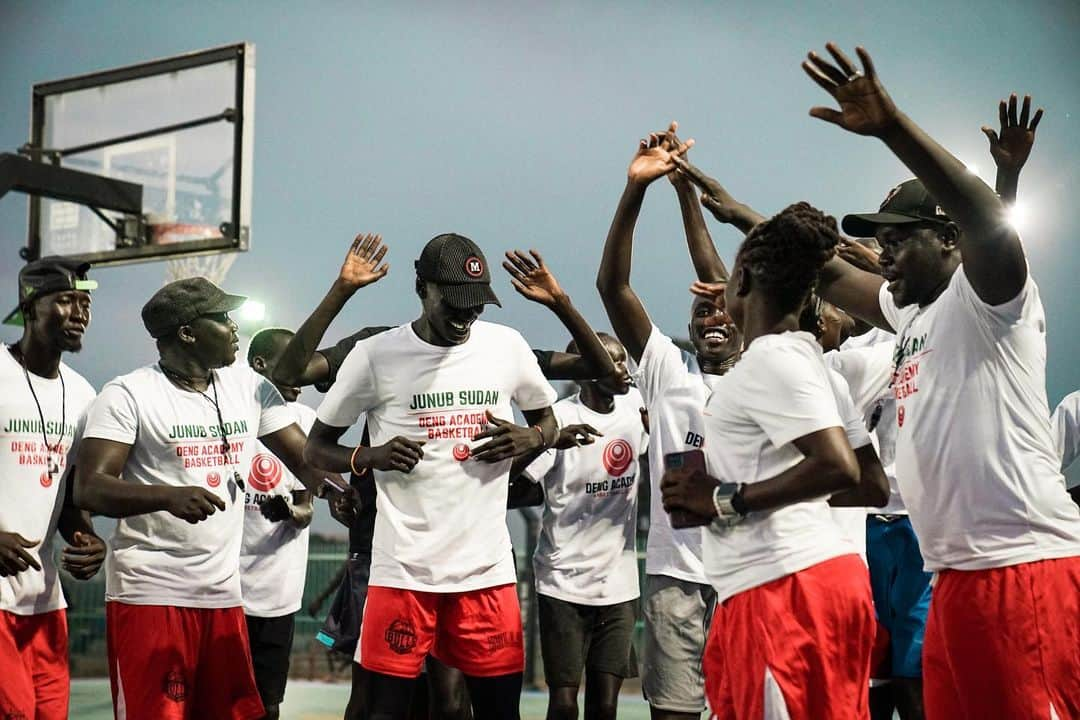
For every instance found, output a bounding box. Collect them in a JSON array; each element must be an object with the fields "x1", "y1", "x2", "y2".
[
  {"x1": 245, "y1": 613, "x2": 295, "y2": 720},
  {"x1": 345, "y1": 663, "x2": 372, "y2": 720},
  {"x1": 888, "y1": 517, "x2": 931, "y2": 720},
  {"x1": 537, "y1": 594, "x2": 588, "y2": 720},
  {"x1": 866, "y1": 515, "x2": 900, "y2": 720},
  {"x1": 582, "y1": 599, "x2": 638, "y2": 720},
  {"x1": 358, "y1": 586, "x2": 438, "y2": 720},
  {"x1": 192, "y1": 606, "x2": 266, "y2": 720},
  {"x1": 27, "y1": 608, "x2": 69, "y2": 720},
  {"x1": 641, "y1": 575, "x2": 714, "y2": 719},
  {"x1": 0, "y1": 611, "x2": 38, "y2": 719},
  {"x1": 425, "y1": 655, "x2": 471, "y2": 720}
]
